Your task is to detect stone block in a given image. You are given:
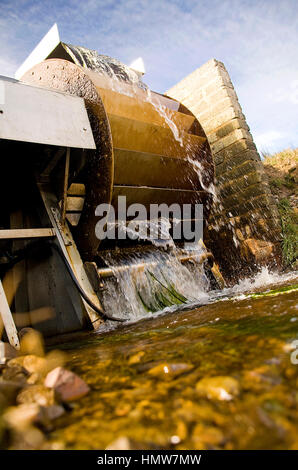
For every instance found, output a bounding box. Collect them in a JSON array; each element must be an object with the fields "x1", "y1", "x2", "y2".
[
  {"x1": 215, "y1": 150, "x2": 261, "y2": 177},
  {"x1": 211, "y1": 128, "x2": 253, "y2": 154},
  {"x1": 216, "y1": 160, "x2": 264, "y2": 185},
  {"x1": 208, "y1": 118, "x2": 250, "y2": 144},
  {"x1": 202, "y1": 107, "x2": 247, "y2": 133}
]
